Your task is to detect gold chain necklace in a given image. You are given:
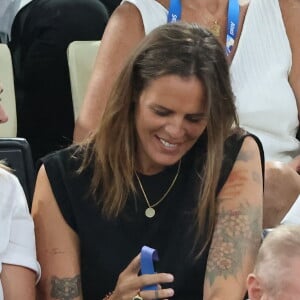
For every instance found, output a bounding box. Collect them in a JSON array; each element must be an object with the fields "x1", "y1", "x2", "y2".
[
  {"x1": 209, "y1": 20, "x2": 221, "y2": 37},
  {"x1": 201, "y1": 12, "x2": 221, "y2": 37},
  {"x1": 135, "y1": 160, "x2": 182, "y2": 218}
]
